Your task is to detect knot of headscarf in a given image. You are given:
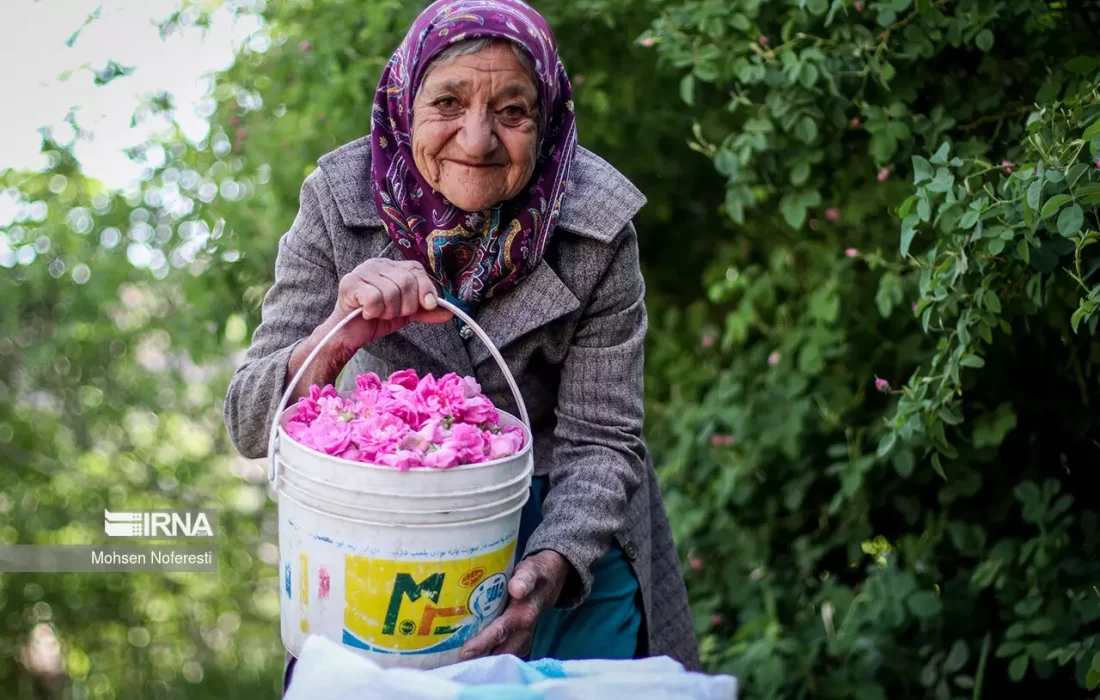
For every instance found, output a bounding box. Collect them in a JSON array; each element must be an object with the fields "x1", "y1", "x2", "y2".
[{"x1": 369, "y1": 0, "x2": 577, "y2": 305}]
